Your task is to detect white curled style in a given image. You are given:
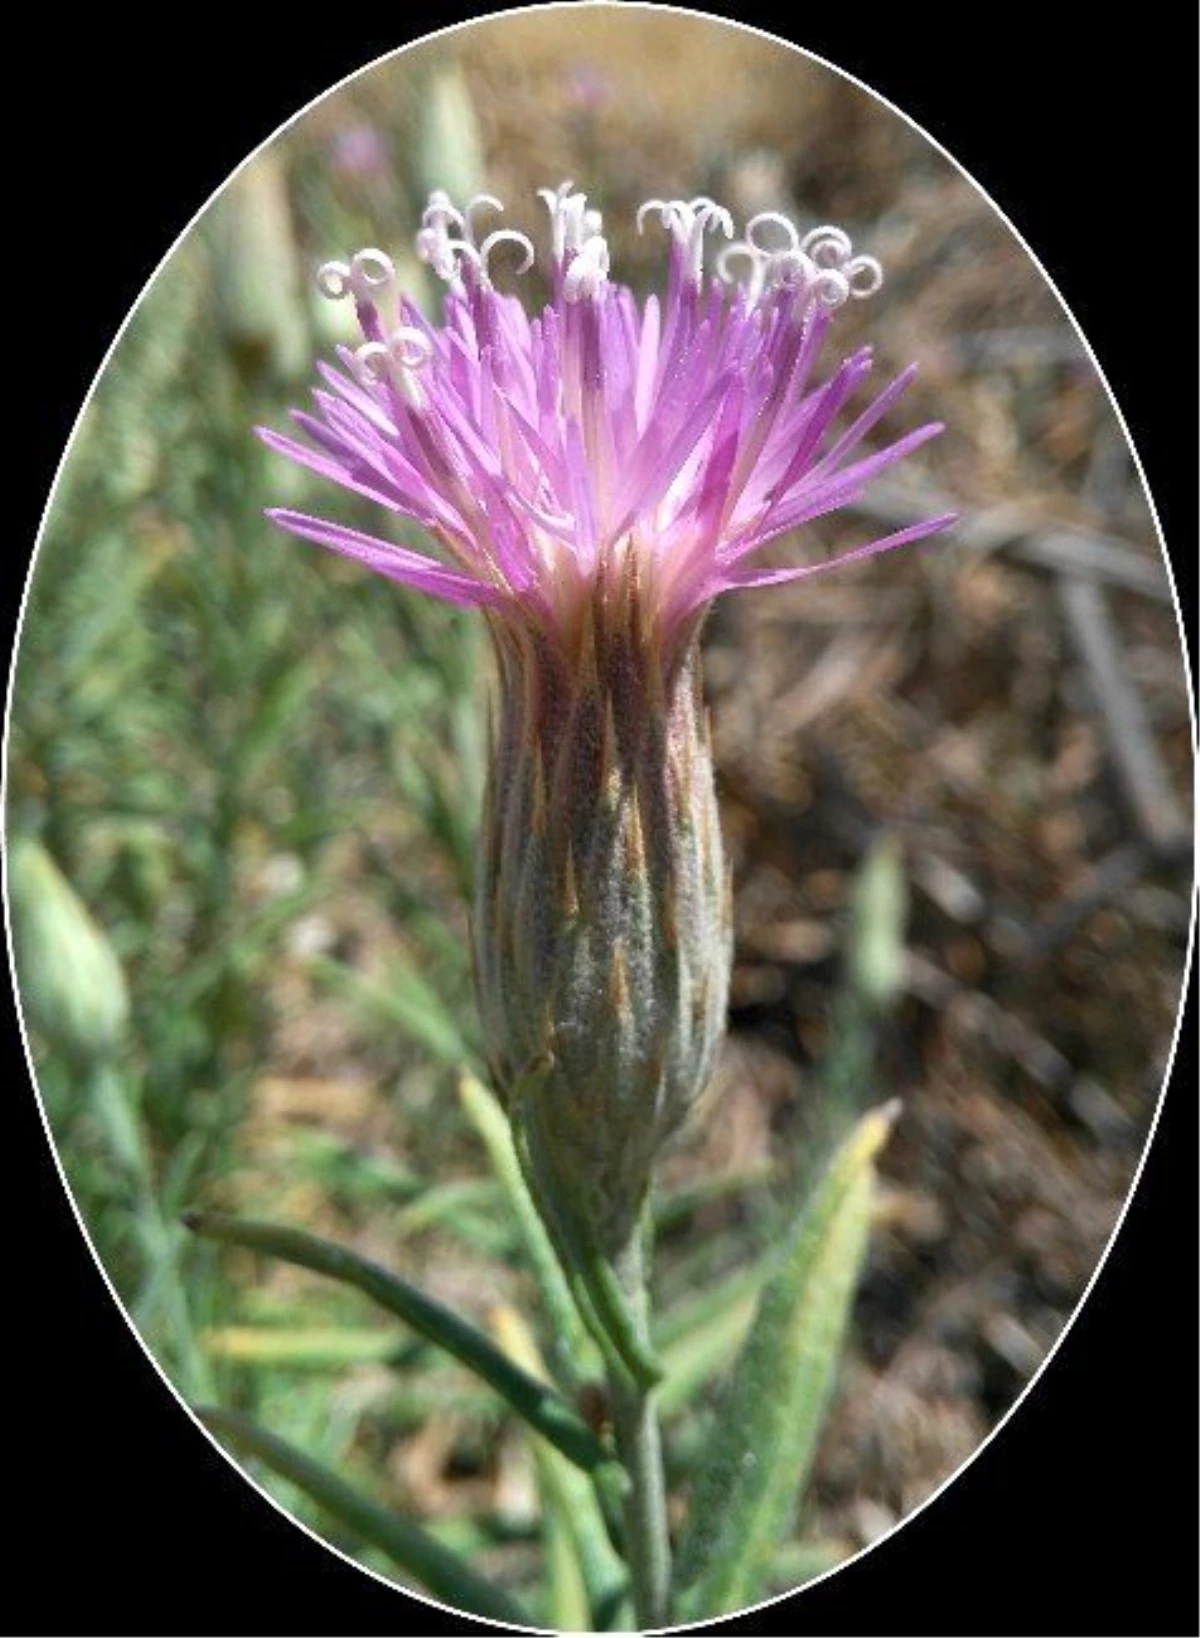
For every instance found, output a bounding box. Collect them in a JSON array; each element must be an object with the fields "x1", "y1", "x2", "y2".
[
  {"x1": 540, "y1": 182, "x2": 597, "y2": 263},
  {"x1": 315, "y1": 249, "x2": 396, "y2": 306},
  {"x1": 387, "y1": 327, "x2": 434, "y2": 369},
  {"x1": 637, "y1": 197, "x2": 733, "y2": 282},
  {"x1": 635, "y1": 198, "x2": 671, "y2": 234},
  {"x1": 715, "y1": 241, "x2": 764, "y2": 283},
  {"x1": 478, "y1": 229, "x2": 536, "y2": 281},
  {"x1": 352, "y1": 342, "x2": 393, "y2": 385},
  {"x1": 717, "y1": 241, "x2": 779, "y2": 307},
  {"x1": 719, "y1": 245, "x2": 850, "y2": 313},
  {"x1": 797, "y1": 225, "x2": 885, "y2": 297},
  {"x1": 348, "y1": 248, "x2": 395, "y2": 303},
  {"x1": 422, "y1": 190, "x2": 465, "y2": 233},
  {"x1": 418, "y1": 230, "x2": 486, "y2": 286},
  {"x1": 745, "y1": 211, "x2": 801, "y2": 254},
  {"x1": 800, "y1": 224, "x2": 853, "y2": 267},
  {"x1": 416, "y1": 227, "x2": 456, "y2": 280},
  {"x1": 538, "y1": 180, "x2": 576, "y2": 204},
  {"x1": 315, "y1": 260, "x2": 353, "y2": 300},
  {"x1": 537, "y1": 180, "x2": 576, "y2": 222},
  {"x1": 558, "y1": 196, "x2": 593, "y2": 260},
  {"x1": 764, "y1": 248, "x2": 821, "y2": 305},
  {"x1": 811, "y1": 267, "x2": 852, "y2": 309},
  {"x1": 845, "y1": 254, "x2": 884, "y2": 297},
  {"x1": 461, "y1": 192, "x2": 505, "y2": 244},
  {"x1": 417, "y1": 191, "x2": 467, "y2": 279},
  {"x1": 716, "y1": 210, "x2": 804, "y2": 304},
  {"x1": 353, "y1": 325, "x2": 434, "y2": 404},
  {"x1": 685, "y1": 201, "x2": 733, "y2": 282},
  {"x1": 724, "y1": 213, "x2": 883, "y2": 305},
  {"x1": 562, "y1": 235, "x2": 610, "y2": 302}
]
